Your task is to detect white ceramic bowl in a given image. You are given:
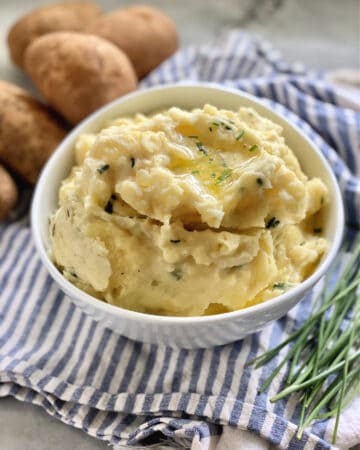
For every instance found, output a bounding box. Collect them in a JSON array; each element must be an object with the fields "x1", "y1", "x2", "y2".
[{"x1": 31, "y1": 83, "x2": 344, "y2": 348}]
